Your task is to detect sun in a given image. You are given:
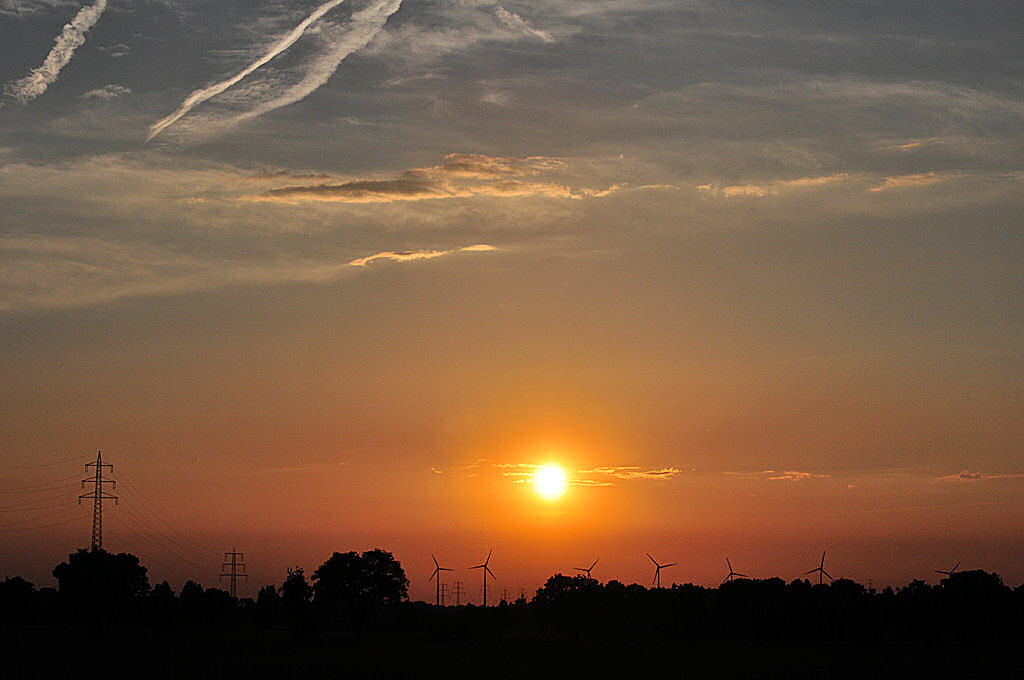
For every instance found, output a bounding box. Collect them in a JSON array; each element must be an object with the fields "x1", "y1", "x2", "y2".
[{"x1": 534, "y1": 463, "x2": 568, "y2": 500}]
